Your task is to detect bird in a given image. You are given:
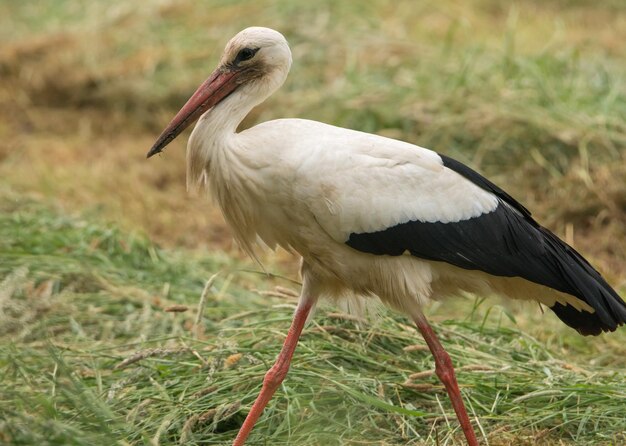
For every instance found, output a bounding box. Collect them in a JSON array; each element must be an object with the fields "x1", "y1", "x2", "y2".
[{"x1": 147, "y1": 27, "x2": 626, "y2": 446}]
